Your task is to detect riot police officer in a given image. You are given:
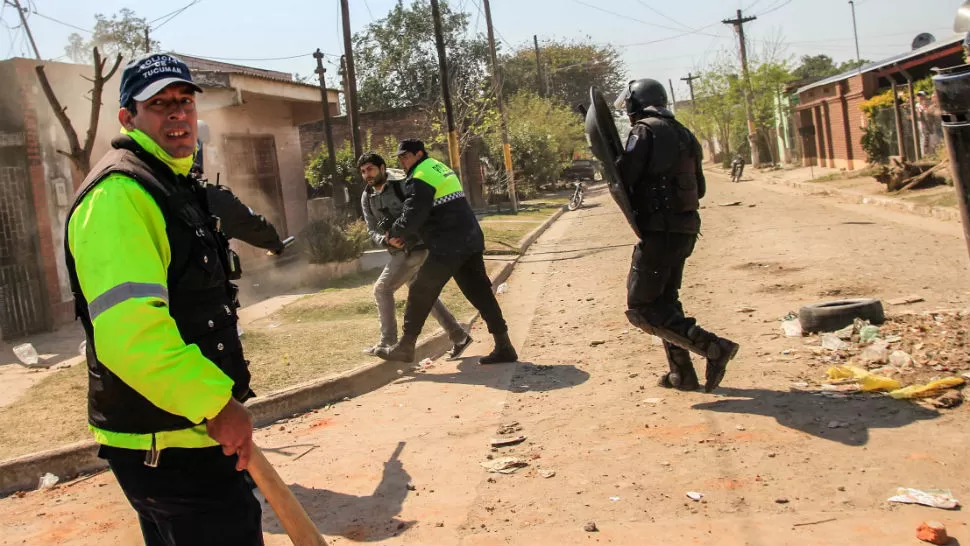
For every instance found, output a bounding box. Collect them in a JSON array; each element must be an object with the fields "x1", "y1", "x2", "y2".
[{"x1": 615, "y1": 78, "x2": 739, "y2": 392}]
